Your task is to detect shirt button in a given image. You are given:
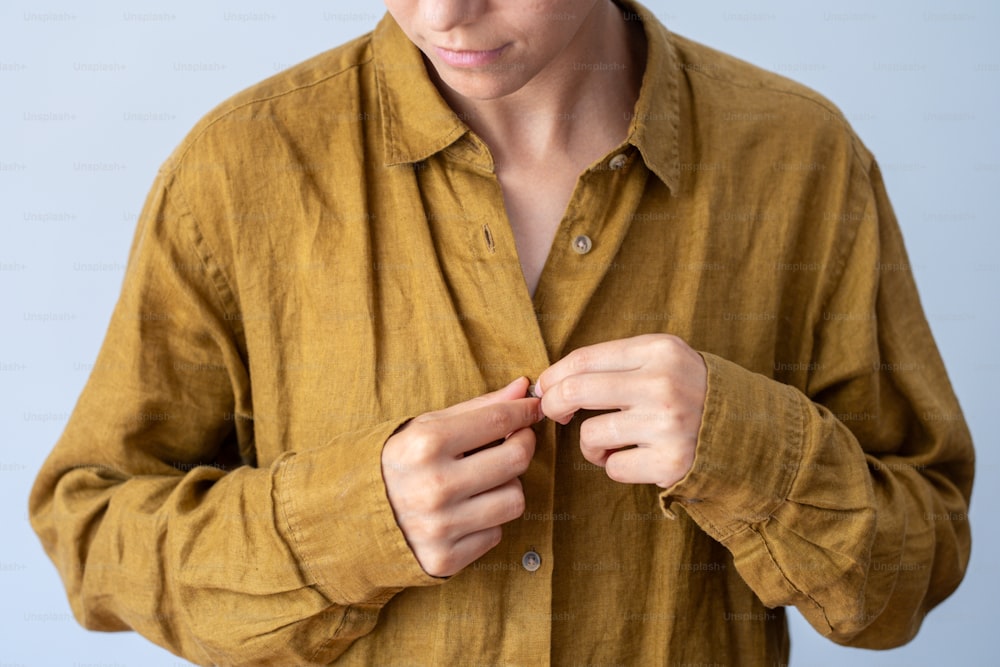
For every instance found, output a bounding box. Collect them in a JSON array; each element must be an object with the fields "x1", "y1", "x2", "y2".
[
  {"x1": 608, "y1": 153, "x2": 628, "y2": 170},
  {"x1": 572, "y1": 234, "x2": 593, "y2": 255},
  {"x1": 521, "y1": 550, "x2": 541, "y2": 572}
]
